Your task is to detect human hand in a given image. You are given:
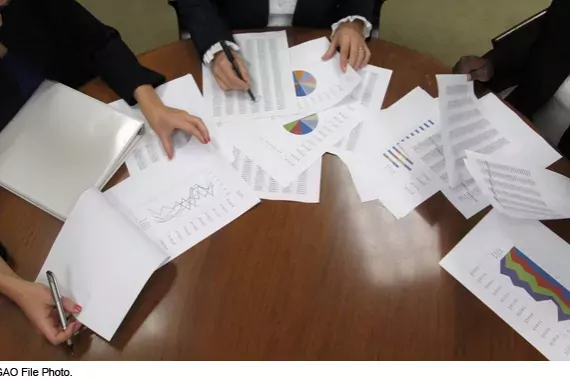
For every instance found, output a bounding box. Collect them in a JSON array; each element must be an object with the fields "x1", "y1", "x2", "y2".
[
  {"x1": 15, "y1": 281, "x2": 82, "y2": 345},
  {"x1": 146, "y1": 105, "x2": 210, "y2": 159},
  {"x1": 322, "y1": 21, "x2": 371, "y2": 72},
  {"x1": 212, "y1": 49, "x2": 250, "y2": 91},
  {"x1": 453, "y1": 56, "x2": 494, "y2": 82}
]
